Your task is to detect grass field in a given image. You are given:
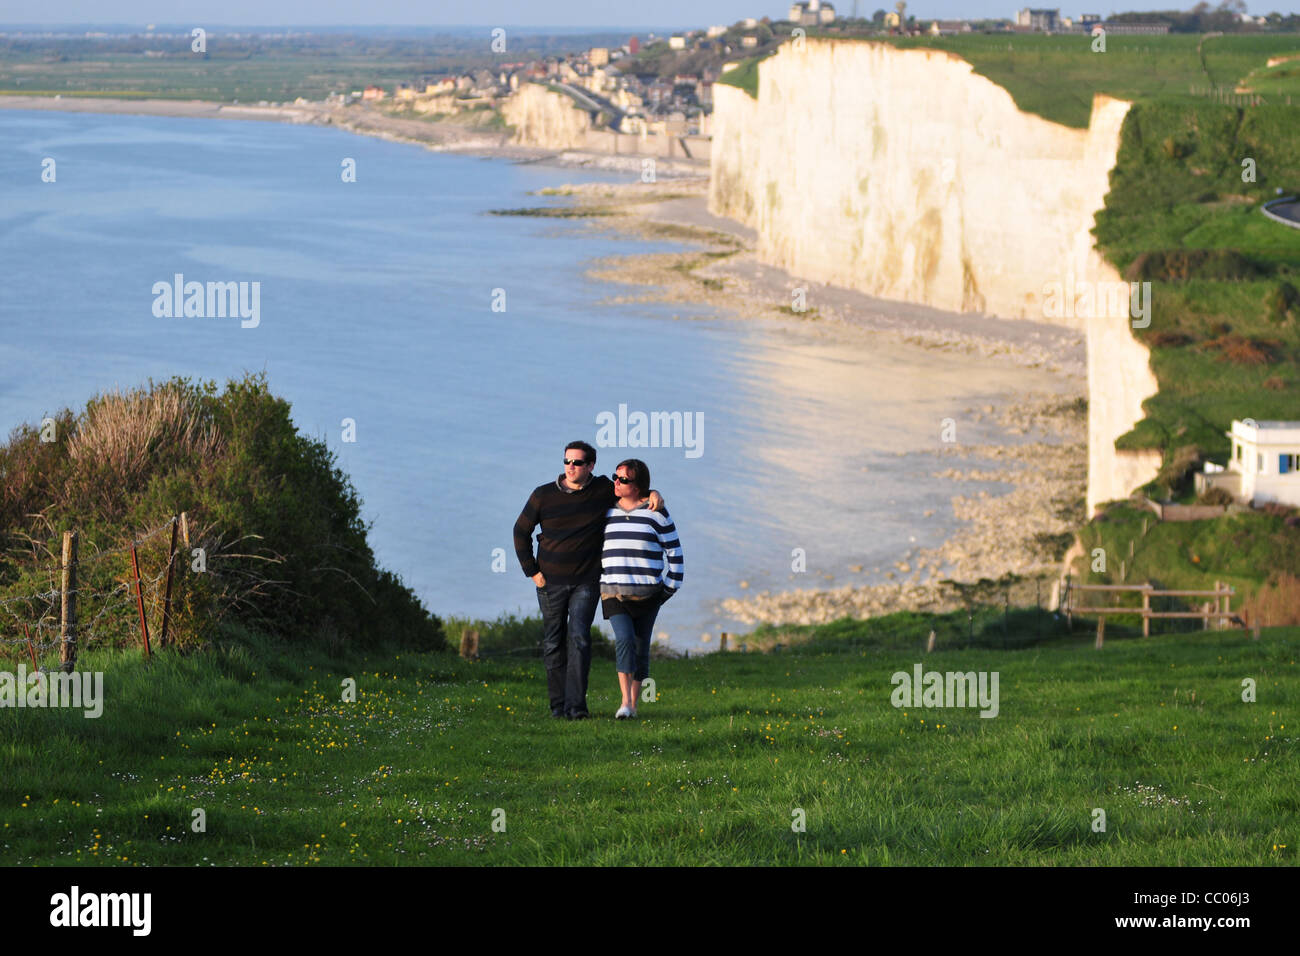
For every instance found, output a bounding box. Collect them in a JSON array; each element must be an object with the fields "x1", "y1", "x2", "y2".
[
  {"x1": 718, "y1": 34, "x2": 1300, "y2": 126},
  {"x1": 2, "y1": 614, "x2": 1294, "y2": 866}
]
